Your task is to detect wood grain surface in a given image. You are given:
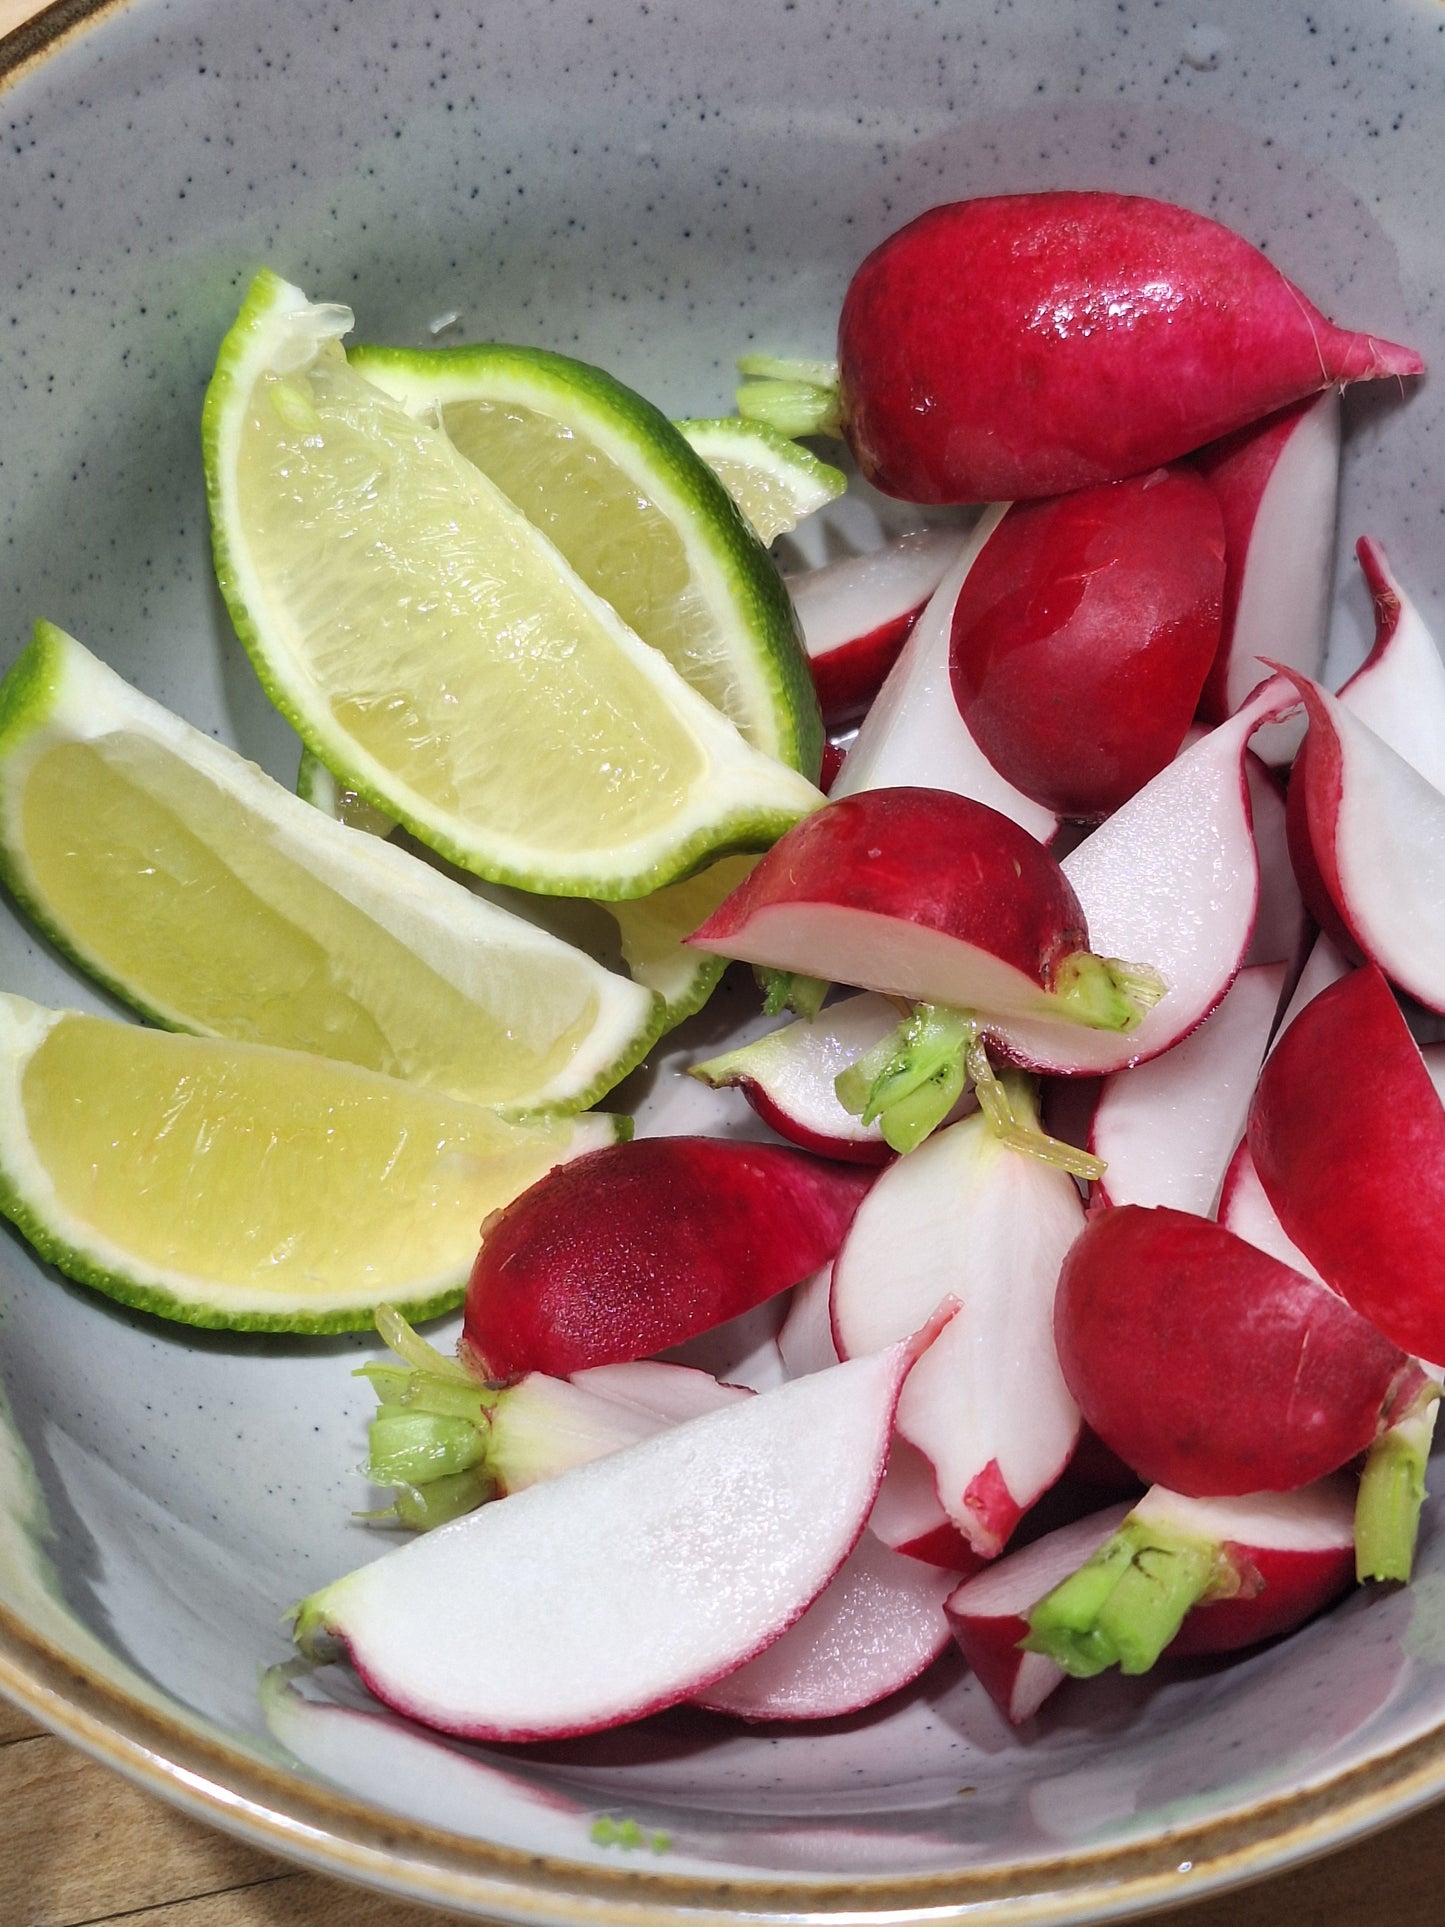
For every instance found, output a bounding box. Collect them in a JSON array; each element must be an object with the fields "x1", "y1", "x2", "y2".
[{"x1": 1, "y1": 0, "x2": 1444, "y2": 1920}]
